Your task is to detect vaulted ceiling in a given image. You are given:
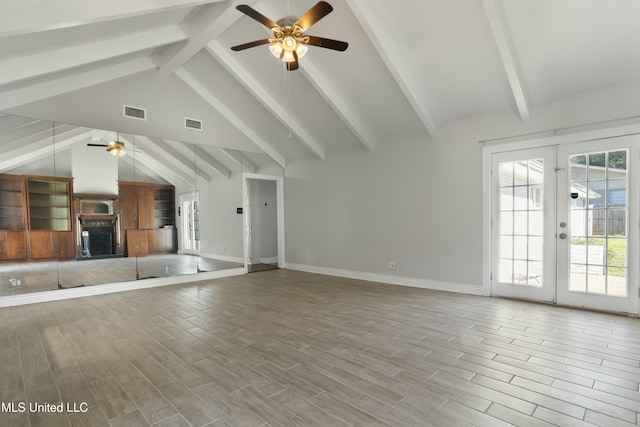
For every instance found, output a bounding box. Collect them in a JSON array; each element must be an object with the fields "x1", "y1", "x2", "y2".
[{"x1": 1, "y1": 0, "x2": 640, "y2": 169}]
